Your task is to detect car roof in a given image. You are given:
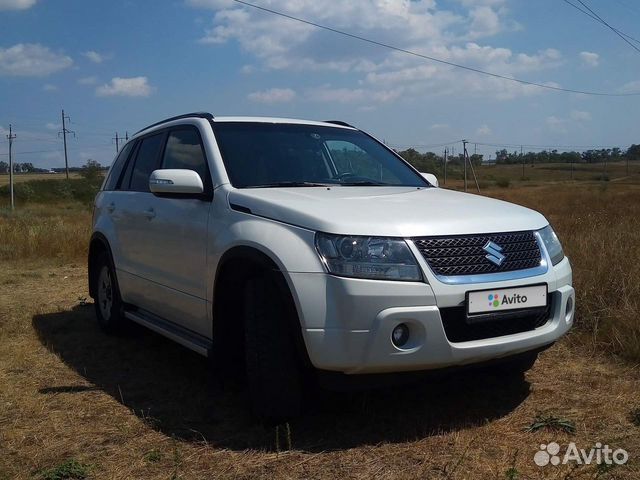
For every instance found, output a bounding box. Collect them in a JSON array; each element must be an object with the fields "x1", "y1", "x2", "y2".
[
  {"x1": 212, "y1": 116, "x2": 355, "y2": 129},
  {"x1": 133, "y1": 113, "x2": 356, "y2": 138}
]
